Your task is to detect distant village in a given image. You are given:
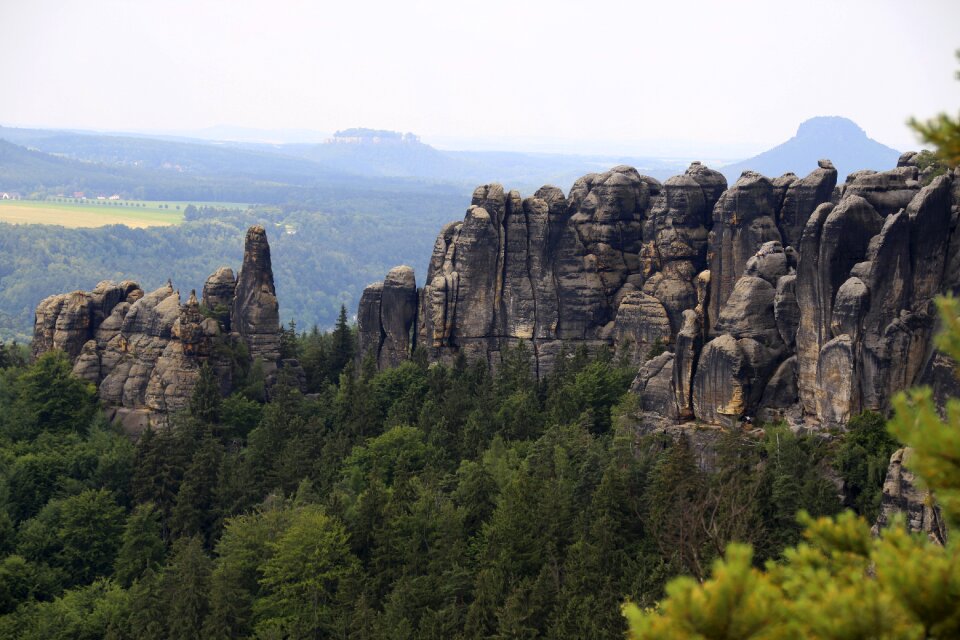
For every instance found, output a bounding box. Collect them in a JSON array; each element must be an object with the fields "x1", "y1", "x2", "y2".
[{"x1": 1, "y1": 191, "x2": 126, "y2": 202}]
